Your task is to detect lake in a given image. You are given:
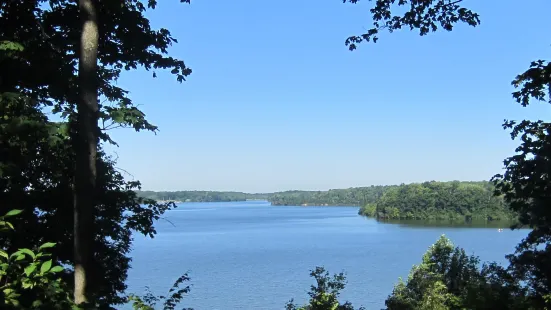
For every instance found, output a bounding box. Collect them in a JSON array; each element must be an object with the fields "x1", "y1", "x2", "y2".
[{"x1": 126, "y1": 201, "x2": 527, "y2": 310}]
